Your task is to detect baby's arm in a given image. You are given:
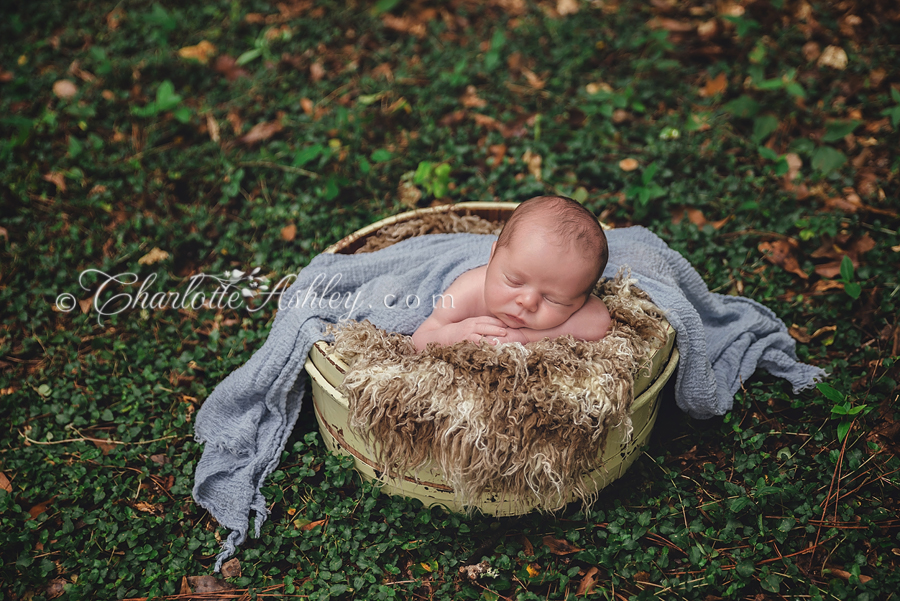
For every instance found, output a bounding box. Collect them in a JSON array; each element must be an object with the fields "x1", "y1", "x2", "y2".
[
  {"x1": 412, "y1": 269, "x2": 508, "y2": 351},
  {"x1": 498, "y1": 295, "x2": 611, "y2": 344}
]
